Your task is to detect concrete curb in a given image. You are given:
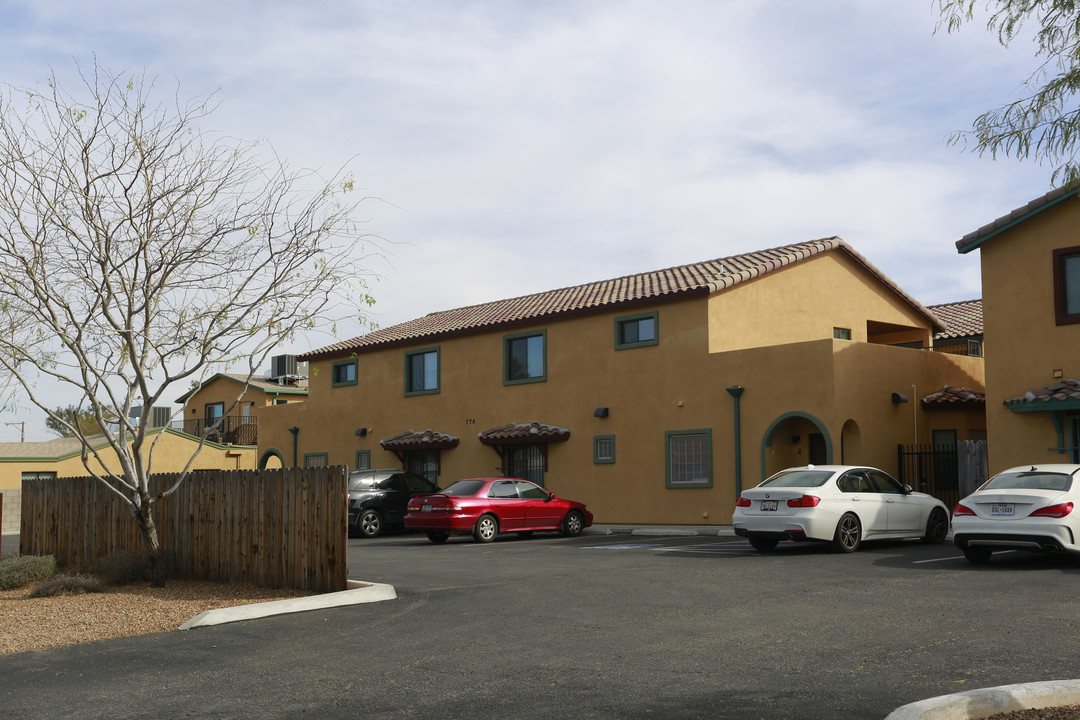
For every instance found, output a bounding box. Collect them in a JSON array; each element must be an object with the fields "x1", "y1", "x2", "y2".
[
  {"x1": 885, "y1": 680, "x2": 1080, "y2": 719},
  {"x1": 584, "y1": 525, "x2": 737, "y2": 537},
  {"x1": 179, "y1": 580, "x2": 397, "y2": 630}
]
